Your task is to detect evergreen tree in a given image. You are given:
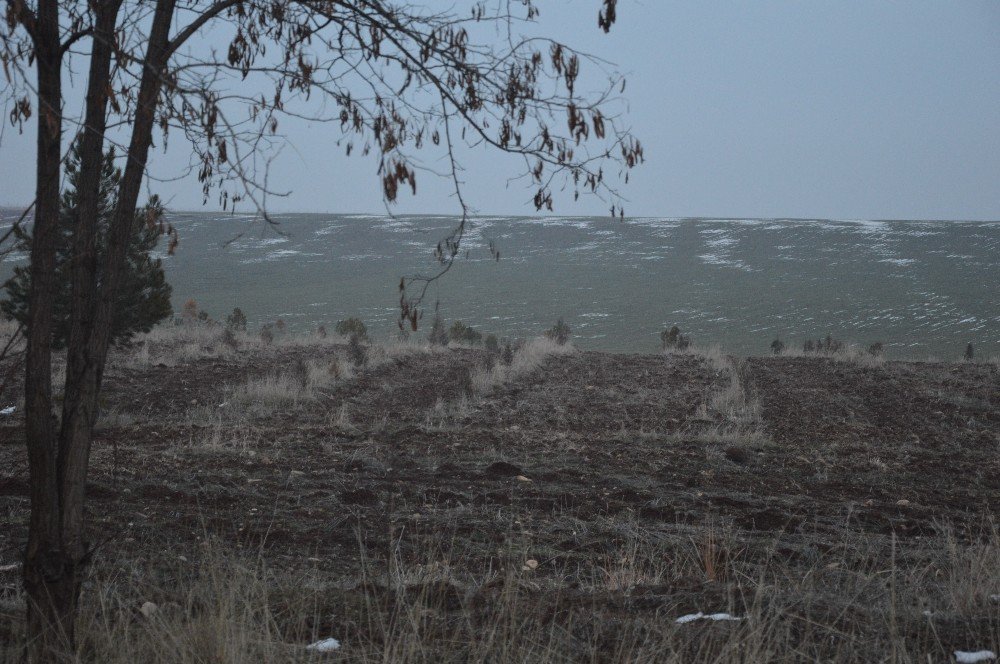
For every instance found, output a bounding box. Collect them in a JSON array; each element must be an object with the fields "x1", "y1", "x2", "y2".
[{"x1": 1, "y1": 143, "x2": 172, "y2": 348}]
